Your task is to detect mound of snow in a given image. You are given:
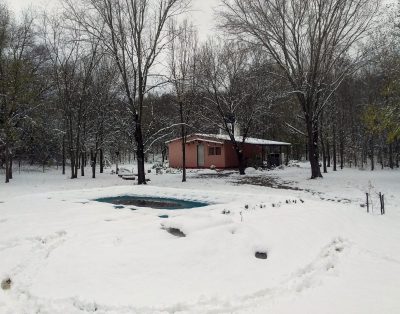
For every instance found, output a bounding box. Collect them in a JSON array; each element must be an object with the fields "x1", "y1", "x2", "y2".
[
  {"x1": 245, "y1": 167, "x2": 258, "y2": 174},
  {"x1": 160, "y1": 213, "x2": 234, "y2": 236}
]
